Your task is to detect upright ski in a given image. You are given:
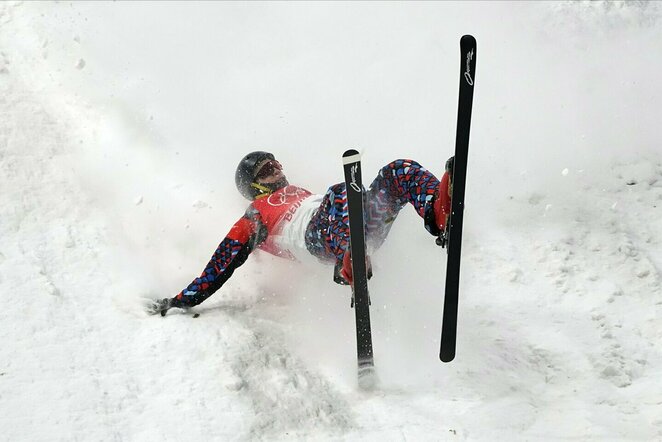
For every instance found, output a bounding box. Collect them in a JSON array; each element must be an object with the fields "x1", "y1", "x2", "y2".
[
  {"x1": 342, "y1": 149, "x2": 376, "y2": 388},
  {"x1": 440, "y1": 35, "x2": 477, "y2": 363}
]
